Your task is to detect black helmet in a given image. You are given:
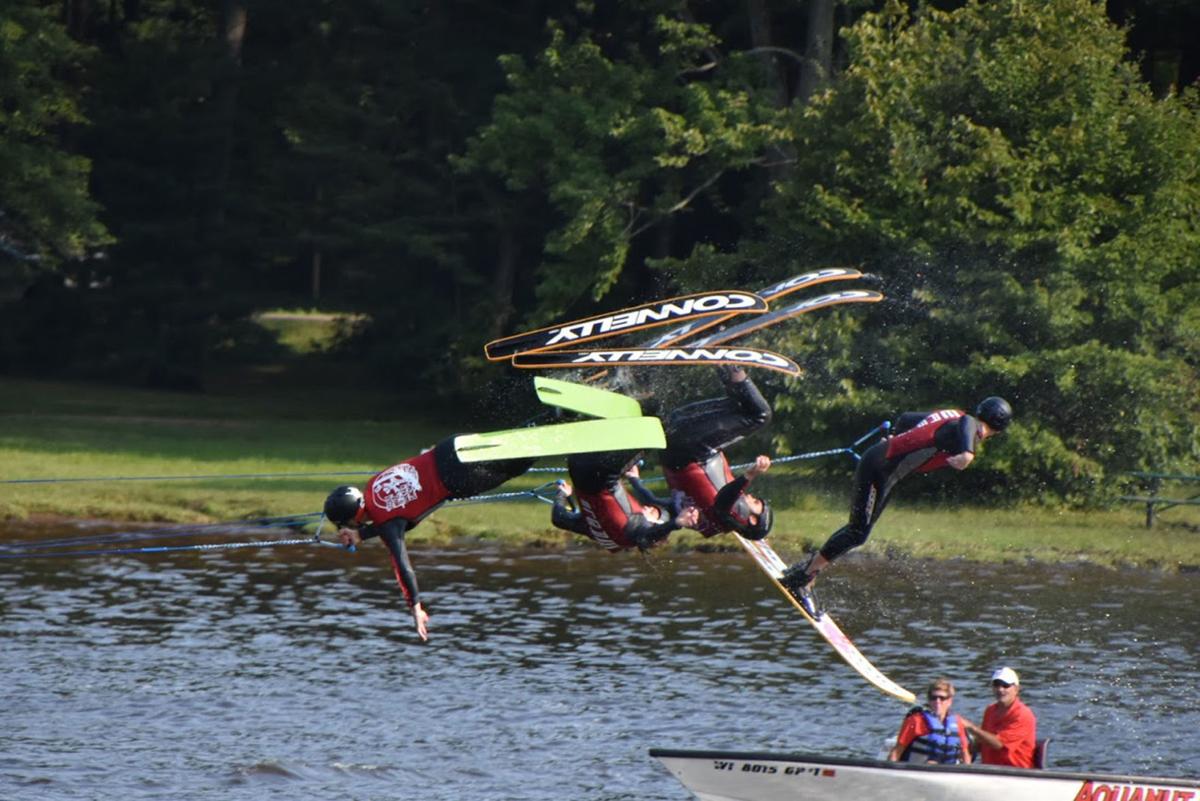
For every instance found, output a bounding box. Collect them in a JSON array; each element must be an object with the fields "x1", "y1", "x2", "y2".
[
  {"x1": 324, "y1": 485, "x2": 364, "y2": 525},
  {"x1": 975, "y1": 396, "x2": 1013, "y2": 432},
  {"x1": 739, "y1": 500, "x2": 774, "y2": 541}
]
